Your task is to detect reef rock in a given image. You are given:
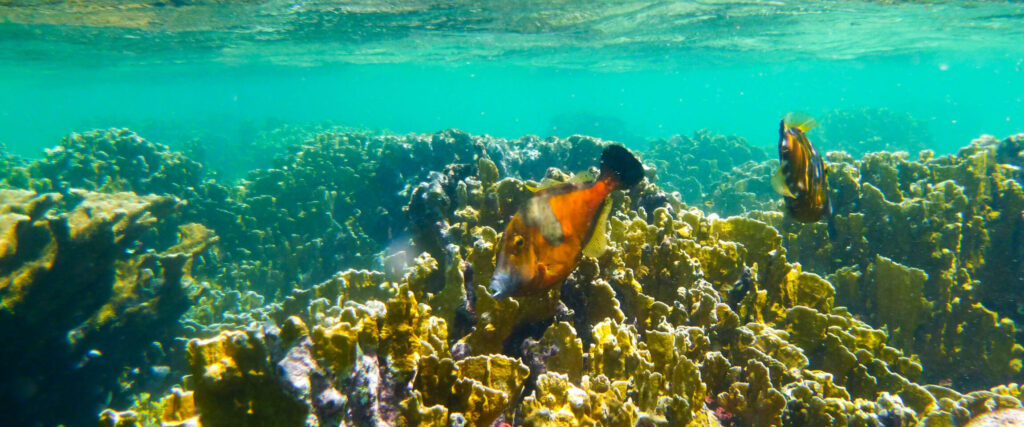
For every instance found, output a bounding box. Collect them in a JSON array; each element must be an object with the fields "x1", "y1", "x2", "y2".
[{"x1": 0, "y1": 188, "x2": 196, "y2": 426}]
